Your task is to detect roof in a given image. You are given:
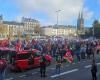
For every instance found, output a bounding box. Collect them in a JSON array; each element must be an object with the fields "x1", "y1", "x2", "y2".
[
  {"x1": 42, "y1": 25, "x2": 76, "y2": 29},
  {"x1": 22, "y1": 17, "x2": 39, "y2": 22},
  {"x1": 3, "y1": 21, "x2": 24, "y2": 26}
]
